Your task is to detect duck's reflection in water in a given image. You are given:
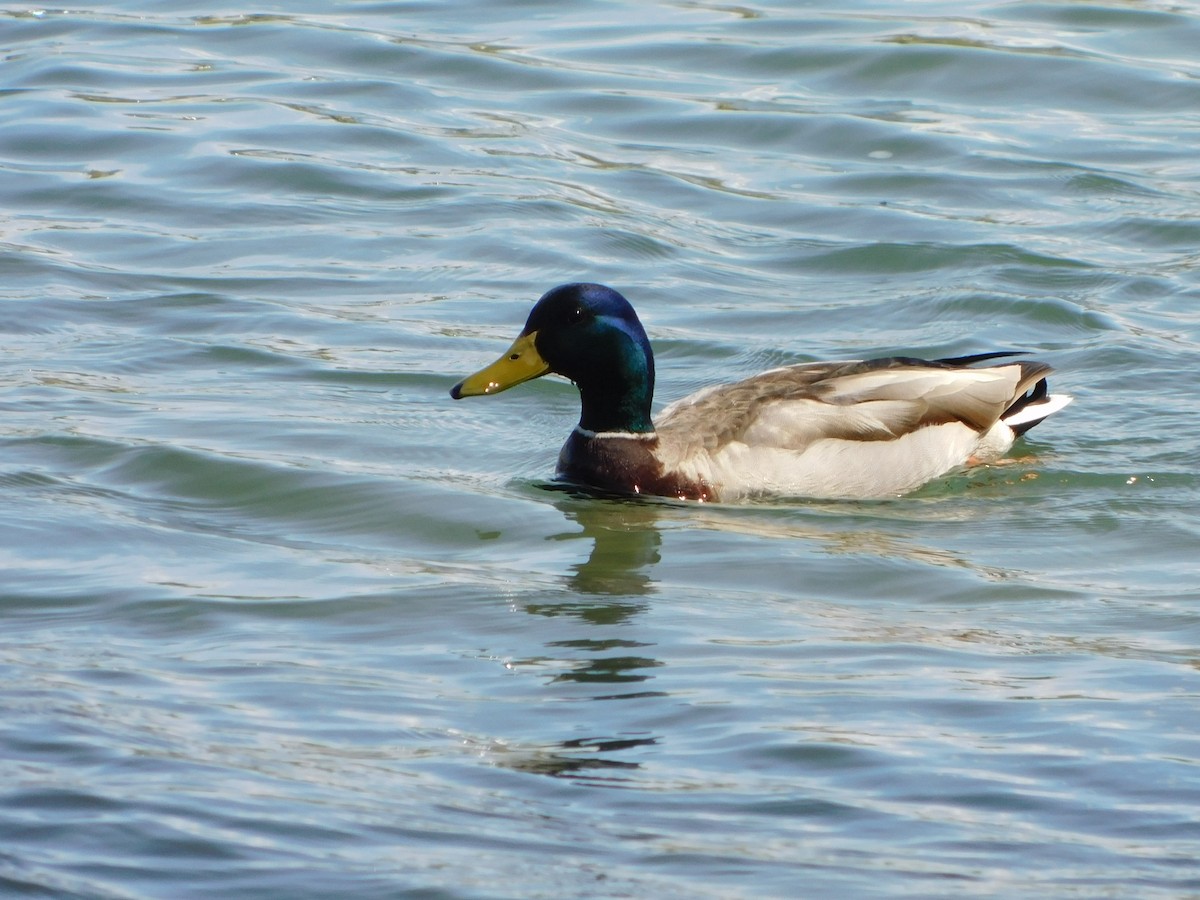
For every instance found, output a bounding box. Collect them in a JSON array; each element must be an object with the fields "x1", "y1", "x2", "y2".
[
  {"x1": 477, "y1": 492, "x2": 668, "y2": 781},
  {"x1": 542, "y1": 487, "x2": 666, "y2": 599},
  {"x1": 539, "y1": 481, "x2": 1019, "y2": 600},
  {"x1": 491, "y1": 485, "x2": 1012, "y2": 781},
  {"x1": 492, "y1": 734, "x2": 658, "y2": 782}
]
